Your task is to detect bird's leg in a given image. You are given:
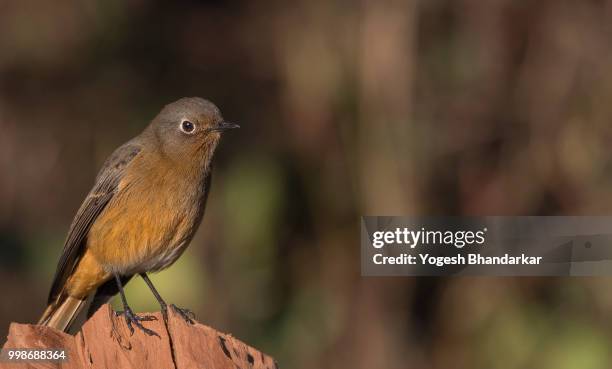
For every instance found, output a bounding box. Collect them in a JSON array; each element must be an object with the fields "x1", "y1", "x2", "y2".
[
  {"x1": 114, "y1": 273, "x2": 159, "y2": 337},
  {"x1": 139, "y1": 273, "x2": 168, "y2": 319},
  {"x1": 140, "y1": 273, "x2": 195, "y2": 324}
]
